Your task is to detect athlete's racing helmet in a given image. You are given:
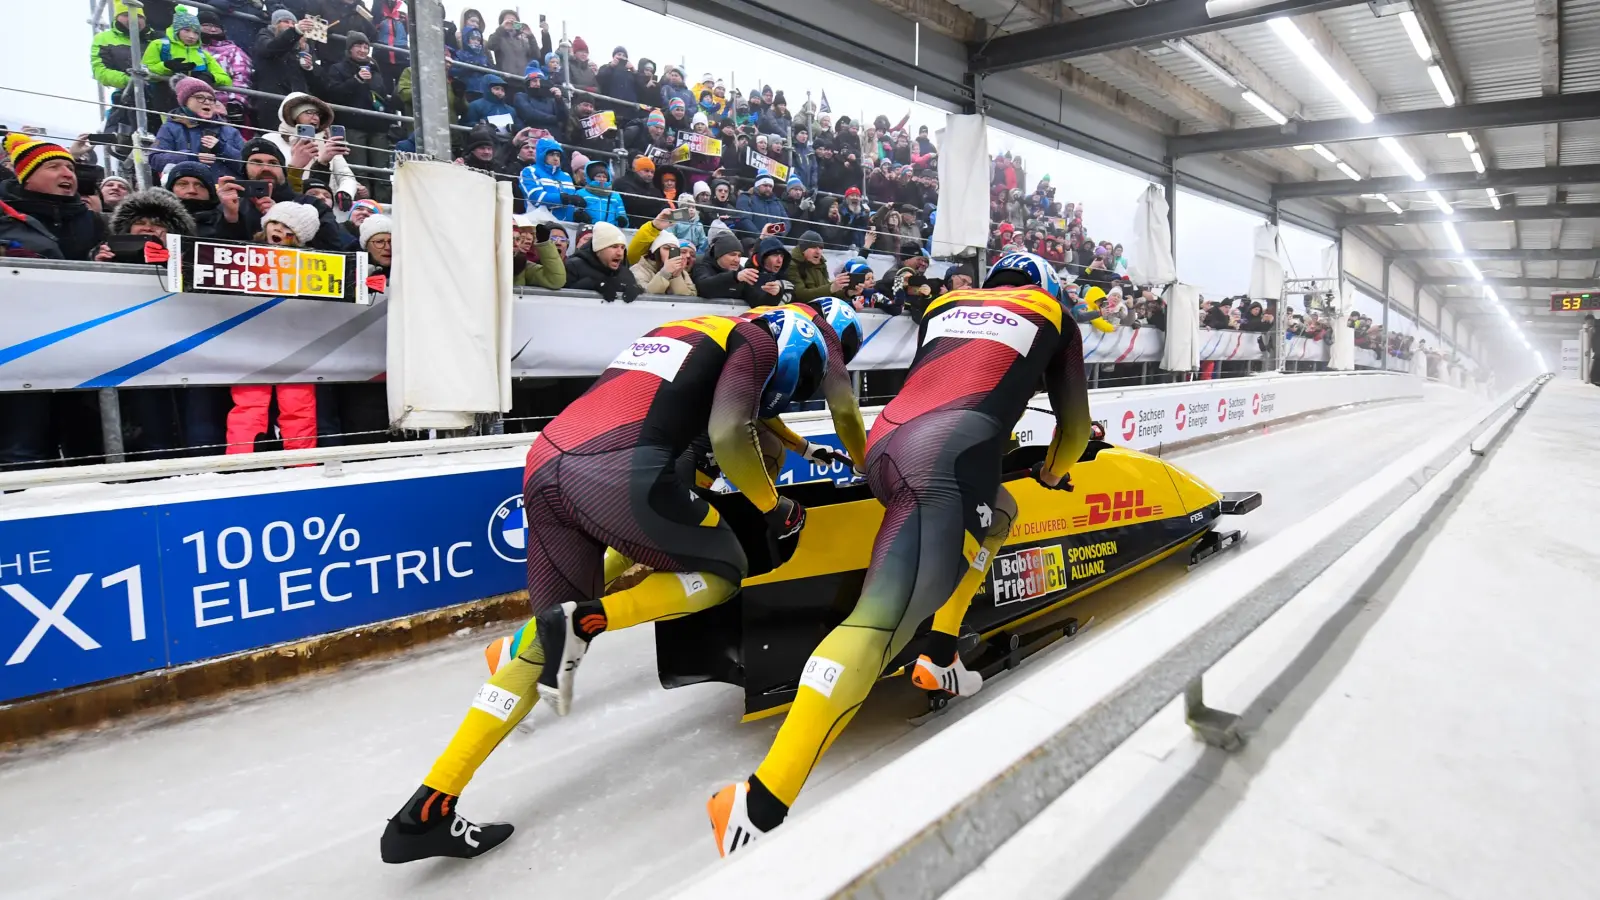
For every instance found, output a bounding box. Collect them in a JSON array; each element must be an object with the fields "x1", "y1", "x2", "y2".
[
  {"x1": 757, "y1": 307, "x2": 829, "y2": 418},
  {"x1": 817, "y1": 295, "x2": 864, "y2": 363},
  {"x1": 983, "y1": 251, "x2": 1063, "y2": 301}
]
